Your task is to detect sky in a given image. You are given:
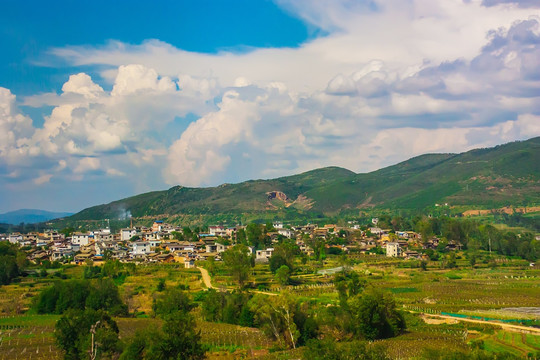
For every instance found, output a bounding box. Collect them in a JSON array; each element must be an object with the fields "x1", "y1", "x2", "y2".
[{"x1": 1, "y1": 0, "x2": 539, "y2": 213}]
